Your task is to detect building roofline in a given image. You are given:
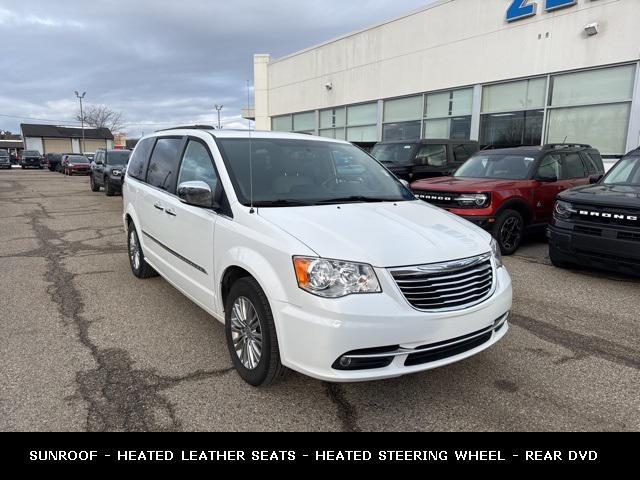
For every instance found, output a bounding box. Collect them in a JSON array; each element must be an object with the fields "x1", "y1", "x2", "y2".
[{"x1": 268, "y1": 0, "x2": 452, "y2": 65}]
